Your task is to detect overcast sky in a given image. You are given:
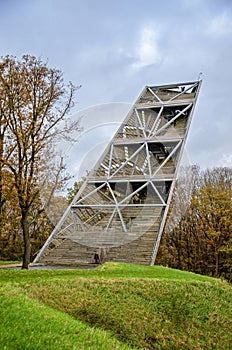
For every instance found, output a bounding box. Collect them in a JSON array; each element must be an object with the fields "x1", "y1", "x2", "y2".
[{"x1": 1, "y1": 0, "x2": 232, "y2": 175}]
